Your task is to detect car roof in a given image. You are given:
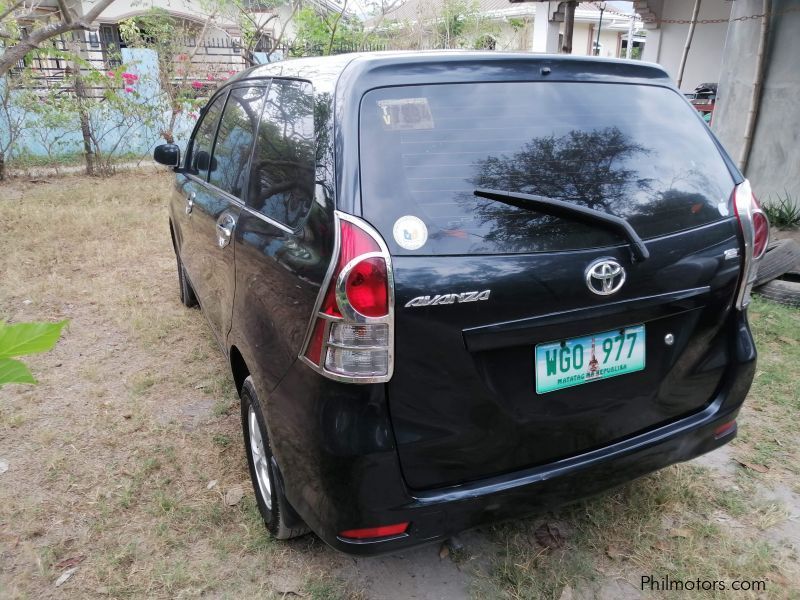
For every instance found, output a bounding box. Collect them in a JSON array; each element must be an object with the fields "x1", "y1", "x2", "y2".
[{"x1": 226, "y1": 51, "x2": 672, "y2": 98}]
